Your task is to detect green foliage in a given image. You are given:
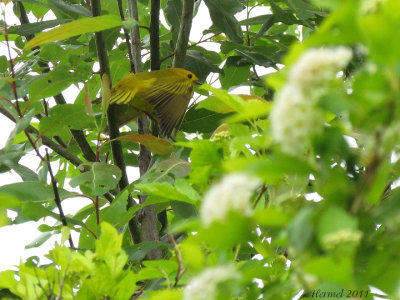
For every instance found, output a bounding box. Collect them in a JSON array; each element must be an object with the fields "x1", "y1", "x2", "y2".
[{"x1": 1, "y1": 0, "x2": 400, "y2": 299}]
